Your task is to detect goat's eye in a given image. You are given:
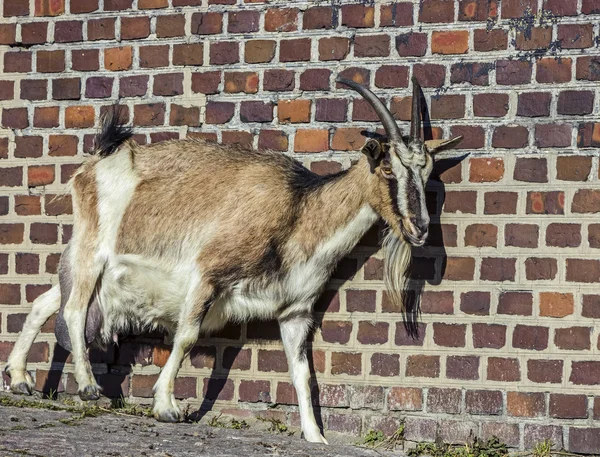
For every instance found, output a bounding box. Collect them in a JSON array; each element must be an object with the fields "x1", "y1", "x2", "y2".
[{"x1": 381, "y1": 166, "x2": 393, "y2": 176}]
